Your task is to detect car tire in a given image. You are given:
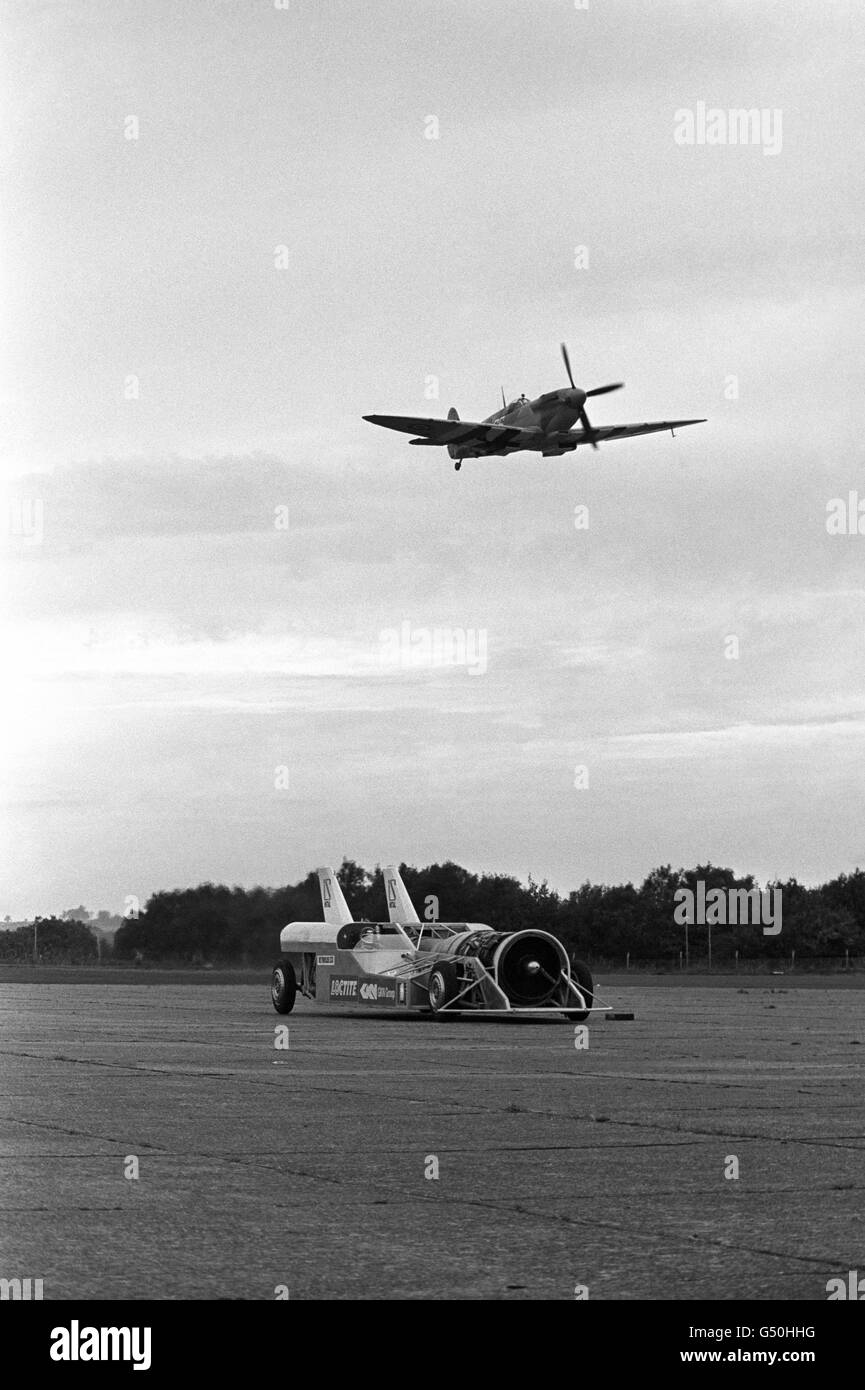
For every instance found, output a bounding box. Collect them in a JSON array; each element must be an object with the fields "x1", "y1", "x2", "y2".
[
  {"x1": 427, "y1": 961, "x2": 458, "y2": 1013},
  {"x1": 271, "y1": 960, "x2": 297, "y2": 1014},
  {"x1": 562, "y1": 957, "x2": 593, "y2": 1021}
]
